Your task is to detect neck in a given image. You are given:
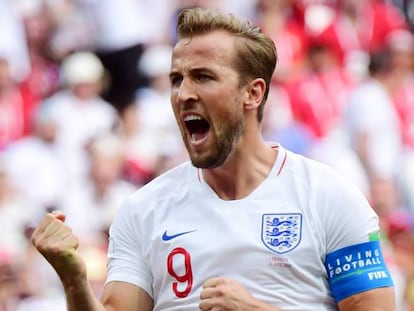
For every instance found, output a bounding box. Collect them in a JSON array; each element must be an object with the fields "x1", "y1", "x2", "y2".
[{"x1": 202, "y1": 138, "x2": 277, "y2": 200}]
